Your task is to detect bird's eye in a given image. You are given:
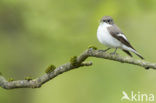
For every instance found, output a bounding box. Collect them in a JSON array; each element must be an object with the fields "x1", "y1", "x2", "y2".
[
  {"x1": 108, "y1": 20, "x2": 110, "y2": 22},
  {"x1": 103, "y1": 20, "x2": 105, "y2": 22}
]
